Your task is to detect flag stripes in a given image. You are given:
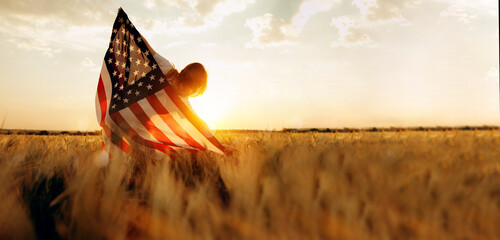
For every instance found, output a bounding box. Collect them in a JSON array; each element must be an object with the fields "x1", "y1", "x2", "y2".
[{"x1": 96, "y1": 8, "x2": 225, "y2": 158}]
